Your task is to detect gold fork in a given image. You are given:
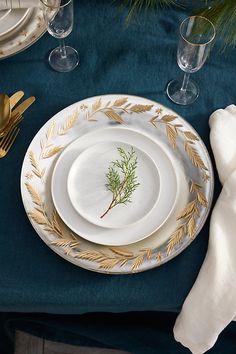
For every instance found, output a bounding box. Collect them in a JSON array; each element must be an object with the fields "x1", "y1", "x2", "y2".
[
  {"x1": 0, "y1": 126, "x2": 20, "y2": 158},
  {"x1": 0, "y1": 112, "x2": 23, "y2": 138}
]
